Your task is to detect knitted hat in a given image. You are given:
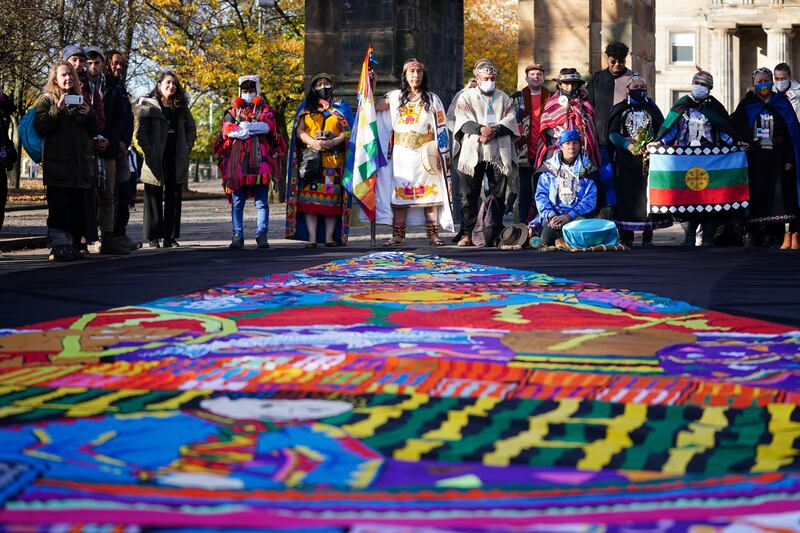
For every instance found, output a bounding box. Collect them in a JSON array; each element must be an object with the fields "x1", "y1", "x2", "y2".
[
  {"x1": 61, "y1": 44, "x2": 86, "y2": 61},
  {"x1": 557, "y1": 129, "x2": 581, "y2": 146},
  {"x1": 85, "y1": 45, "x2": 105, "y2": 61},
  {"x1": 692, "y1": 66, "x2": 713, "y2": 88}
]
